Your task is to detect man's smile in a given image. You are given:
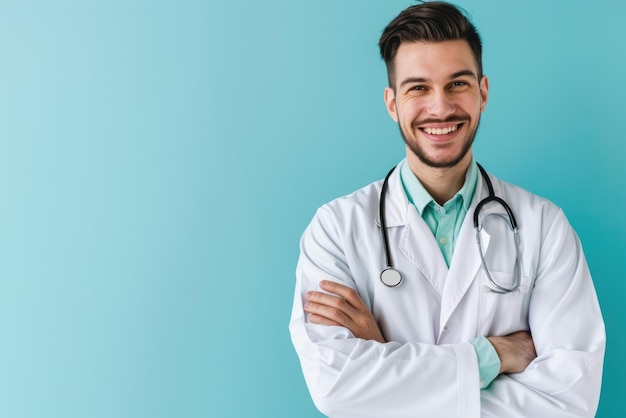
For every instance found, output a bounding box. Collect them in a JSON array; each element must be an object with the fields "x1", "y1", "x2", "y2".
[{"x1": 421, "y1": 124, "x2": 460, "y2": 135}]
